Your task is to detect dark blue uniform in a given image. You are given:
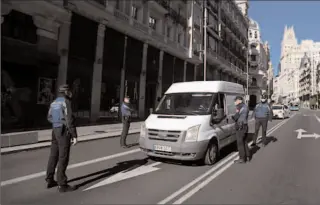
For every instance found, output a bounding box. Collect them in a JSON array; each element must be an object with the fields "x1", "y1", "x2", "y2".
[
  {"x1": 232, "y1": 102, "x2": 251, "y2": 163},
  {"x1": 120, "y1": 102, "x2": 133, "y2": 147}
]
